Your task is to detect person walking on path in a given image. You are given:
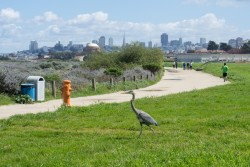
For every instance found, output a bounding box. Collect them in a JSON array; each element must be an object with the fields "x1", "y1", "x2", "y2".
[
  {"x1": 221, "y1": 63, "x2": 229, "y2": 82},
  {"x1": 190, "y1": 61, "x2": 193, "y2": 70},
  {"x1": 183, "y1": 62, "x2": 186, "y2": 70},
  {"x1": 175, "y1": 61, "x2": 178, "y2": 69}
]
